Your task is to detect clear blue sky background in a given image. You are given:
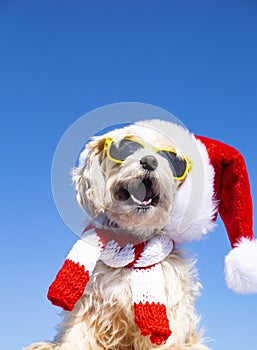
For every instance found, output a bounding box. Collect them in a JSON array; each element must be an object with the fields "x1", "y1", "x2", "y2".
[{"x1": 1, "y1": 1, "x2": 257, "y2": 349}]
